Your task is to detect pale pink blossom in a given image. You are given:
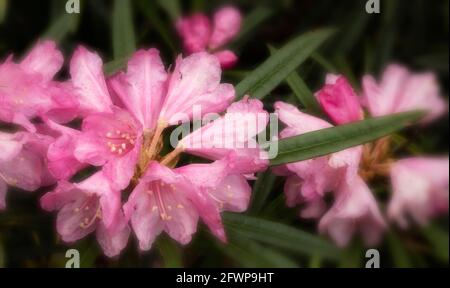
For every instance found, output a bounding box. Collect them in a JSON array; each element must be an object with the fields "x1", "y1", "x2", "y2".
[
  {"x1": 316, "y1": 74, "x2": 363, "y2": 125},
  {"x1": 319, "y1": 176, "x2": 386, "y2": 247},
  {"x1": 123, "y1": 162, "x2": 202, "y2": 250},
  {"x1": 0, "y1": 41, "x2": 78, "y2": 131},
  {"x1": 388, "y1": 157, "x2": 449, "y2": 228},
  {"x1": 176, "y1": 157, "x2": 253, "y2": 241},
  {"x1": 0, "y1": 131, "x2": 55, "y2": 209},
  {"x1": 41, "y1": 172, "x2": 130, "y2": 257},
  {"x1": 176, "y1": 6, "x2": 242, "y2": 68},
  {"x1": 362, "y1": 64, "x2": 447, "y2": 122},
  {"x1": 179, "y1": 97, "x2": 269, "y2": 173},
  {"x1": 274, "y1": 101, "x2": 362, "y2": 219}
]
